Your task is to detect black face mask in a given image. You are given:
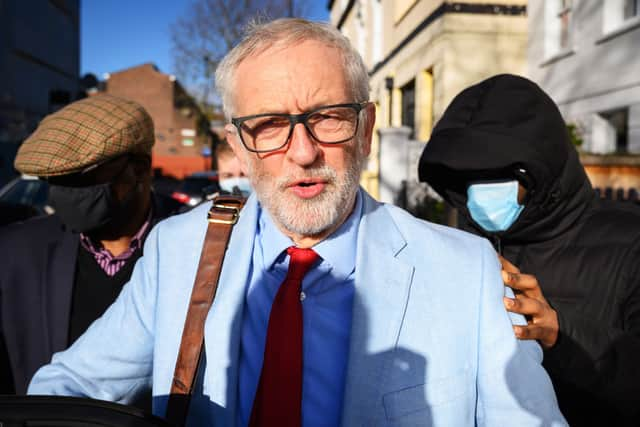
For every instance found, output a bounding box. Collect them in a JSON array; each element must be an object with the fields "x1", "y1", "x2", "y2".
[{"x1": 48, "y1": 182, "x2": 121, "y2": 233}]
